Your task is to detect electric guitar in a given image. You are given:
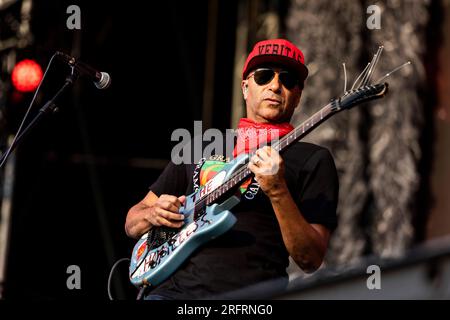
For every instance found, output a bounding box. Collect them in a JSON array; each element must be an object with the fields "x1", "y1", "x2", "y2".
[{"x1": 129, "y1": 82, "x2": 388, "y2": 288}]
